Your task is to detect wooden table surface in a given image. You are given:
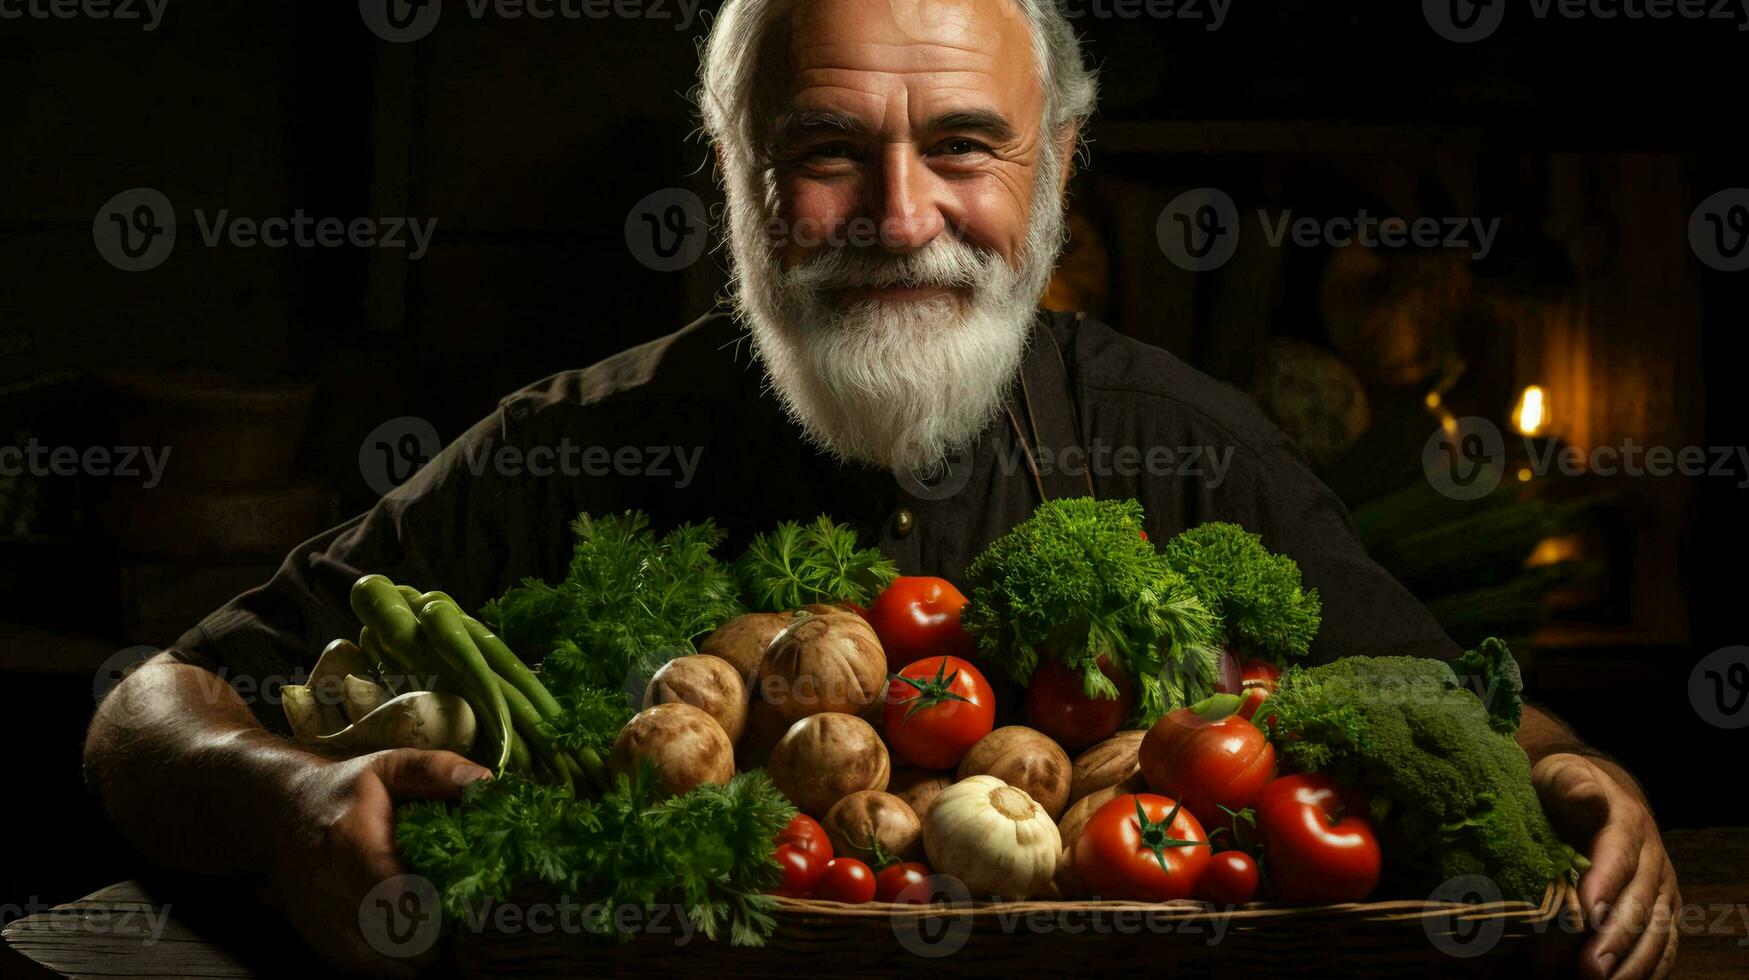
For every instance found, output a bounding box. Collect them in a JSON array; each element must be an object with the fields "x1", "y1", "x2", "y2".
[{"x1": 6, "y1": 829, "x2": 1746, "y2": 979}]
